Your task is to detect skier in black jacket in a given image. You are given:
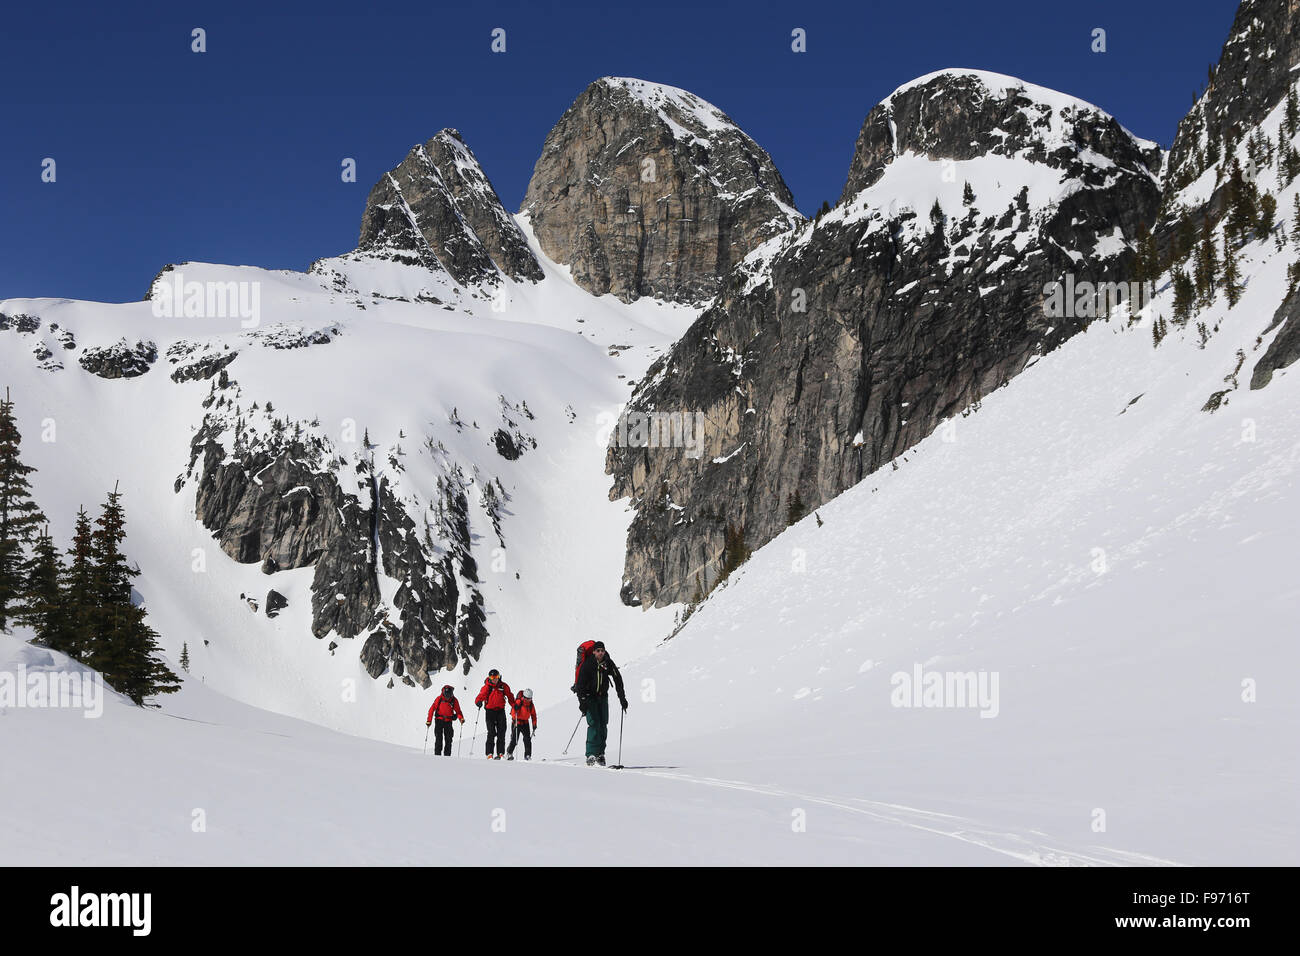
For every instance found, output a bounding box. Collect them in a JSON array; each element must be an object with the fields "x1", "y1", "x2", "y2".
[{"x1": 574, "y1": 641, "x2": 627, "y2": 766}]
